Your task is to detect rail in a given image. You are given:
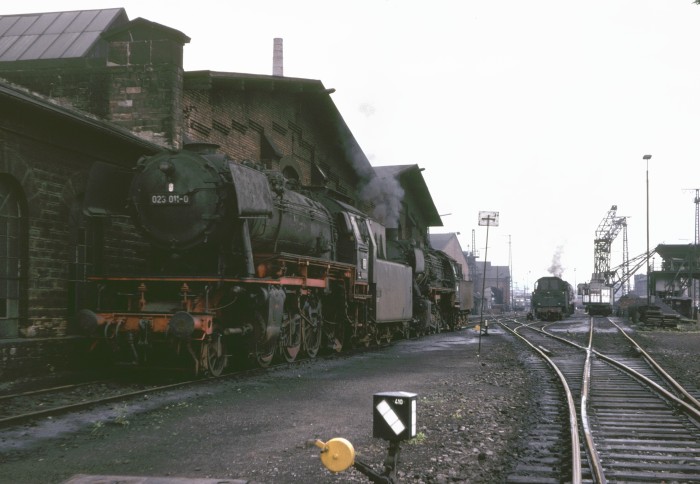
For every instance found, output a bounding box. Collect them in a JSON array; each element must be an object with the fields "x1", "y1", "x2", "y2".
[
  {"x1": 579, "y1": 317, "x2": 606, "y2": 484},
  {"x1": 499, "y1": 319, "x2": 582, "y2": 484}
]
